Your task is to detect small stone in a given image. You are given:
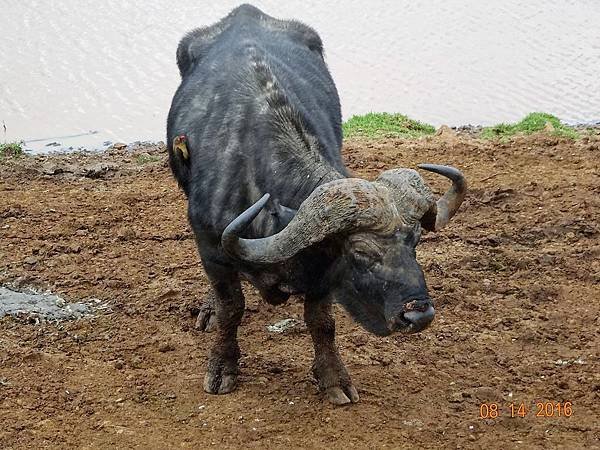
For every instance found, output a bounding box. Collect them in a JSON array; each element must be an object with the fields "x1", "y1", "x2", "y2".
[
  {"x1": 41, "y1": 163, "x2": 65, "y2": 175},
  {"x1": 255, "y1": 376, "x2": 269, "y2": 385},
  {"x1": 23, "y1": 256, "x2": 38, "y2": 265},
  {"x1": 266, "y1": 318, "x2": 301, "y2": 333},
  {"x1": 158, "y1": 343, "x2": 175, "y2": 353},
  {"x1": 350, "y1": 334, "x2": 368, "y2": 347},
  {"x1": 130, "y1": 356, "x2": 143, "y2": 368},
  {"x1": 402, "y1": 419, "x2": 424, "y2": 428},
  {"x1": 81, "y1": 163, "x2": 116, "y2": 179},
  {"x1": 435, "y1": 125, "x2": 458, "y2": 142},
  {"x1": 69, "y1": 244, "x2": 82, "y2": 253},
  {"x1": 450, "y1": 392, "x2": 464, "y2": 403}
]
